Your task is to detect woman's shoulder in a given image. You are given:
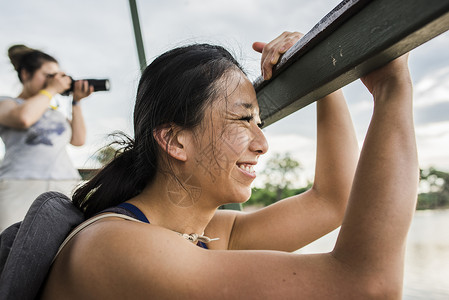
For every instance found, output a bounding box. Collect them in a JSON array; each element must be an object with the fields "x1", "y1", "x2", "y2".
[
  {"x1": 43, "y1": 216, "x2": 196, "y2": 299},
  {"x1": 0, "y1": 96, "x2": 21, "y2": 103},
  {"x1": 63, "y1": 215, "x2": 183, "y2": 257},
  {"x1": 0, "y1": 97, "x2": 24, "y2": 109}
]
